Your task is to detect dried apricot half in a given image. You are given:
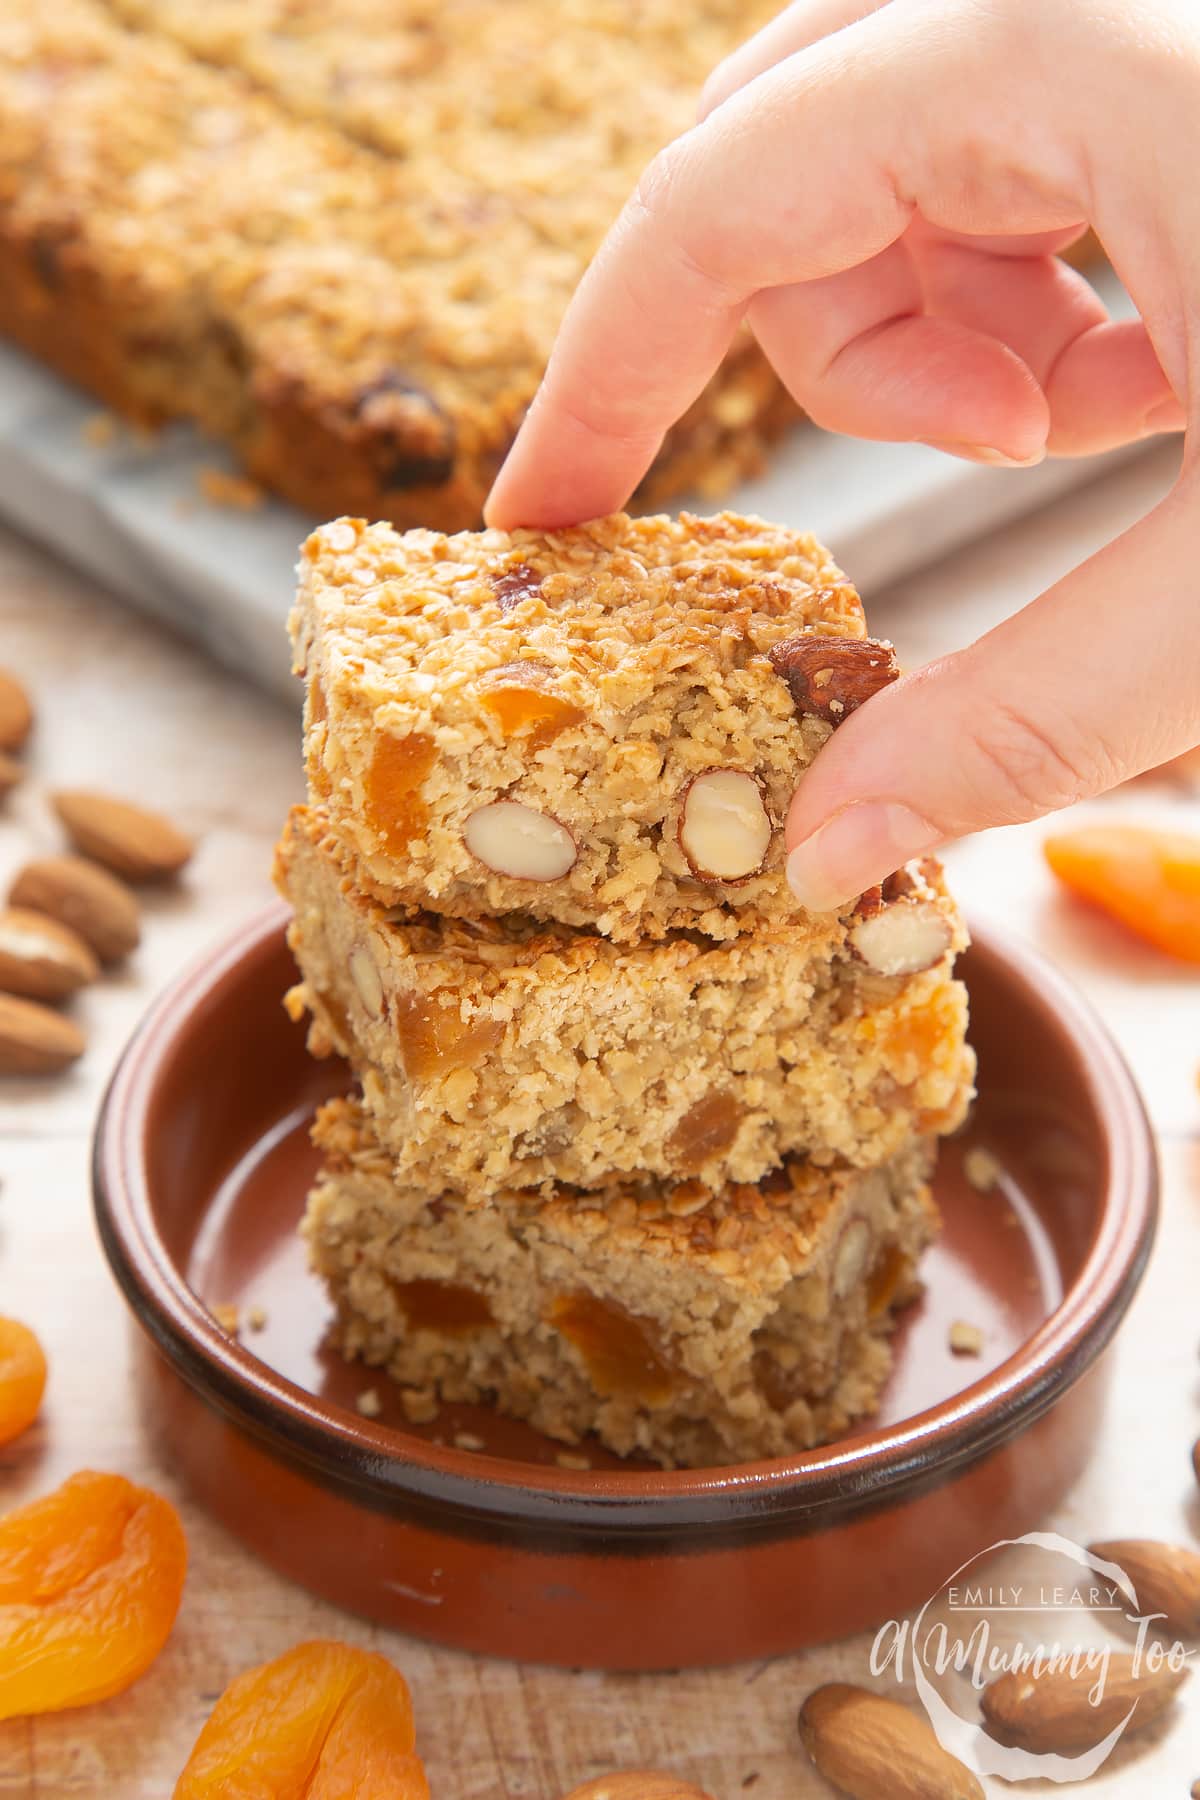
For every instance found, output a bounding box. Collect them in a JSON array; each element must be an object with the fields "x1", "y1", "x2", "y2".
[
  {"x1": 0, "y1": 1318, "x2": 47, "y2": 1445},
  {"x1": 173, "y1": 1639, "x2": 430, "y2": 1799},
  {"x1": 1044, "y1": 824, "x2": 1200, "y2": 963},
  {"x1": 0, "y1": 1470, "x2": 187, "y2": 1718}
]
